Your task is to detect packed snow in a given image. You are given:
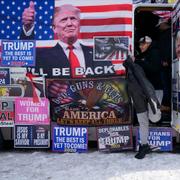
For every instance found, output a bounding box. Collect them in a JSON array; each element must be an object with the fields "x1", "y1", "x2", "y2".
[{"x1": 1, "y1": 150, "x2": 180, "y2": 180}]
